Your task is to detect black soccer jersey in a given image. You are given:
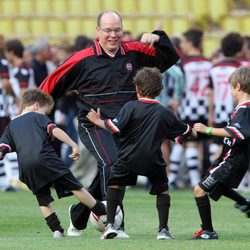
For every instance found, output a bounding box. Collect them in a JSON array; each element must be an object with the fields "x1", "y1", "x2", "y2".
[
  {"x1": 104, "y1": 98, "x2": 191, "y2": 174},
  {"x1": 0, "y1": 112, "x2": 69, "y2": 193},
  {"x1": 208, "y1": 101, "x2": 250, "y2": 187}
]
